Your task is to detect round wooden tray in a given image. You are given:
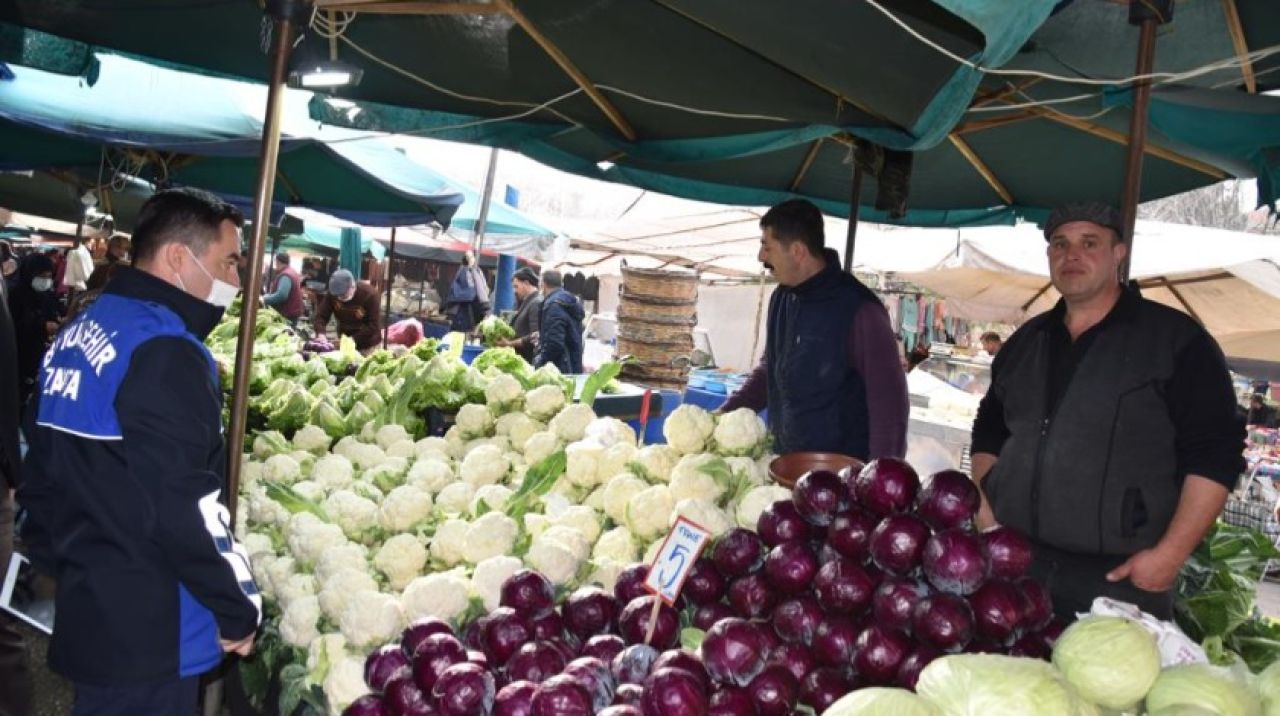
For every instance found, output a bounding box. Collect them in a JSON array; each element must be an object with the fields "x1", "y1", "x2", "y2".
[{"x1": 768, "y1": 452, "x2": 864, "y2": 488}]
